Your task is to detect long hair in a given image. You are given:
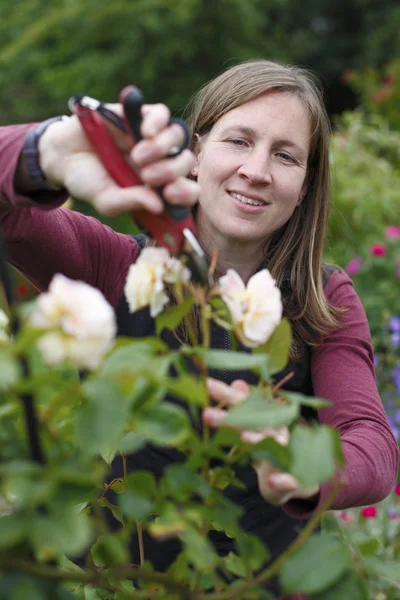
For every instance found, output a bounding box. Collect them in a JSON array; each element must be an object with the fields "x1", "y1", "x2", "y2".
[{"x1": 183, "y1": 59, "x2": 344, "y2": 359}]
